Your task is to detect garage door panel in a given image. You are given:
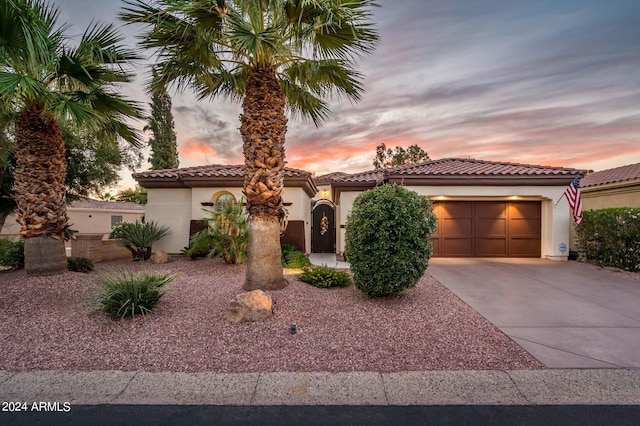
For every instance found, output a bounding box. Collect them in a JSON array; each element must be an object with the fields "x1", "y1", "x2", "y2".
[
  {"x1": 476, "y1": 202, "x2": 506, "y2": 218},
  {"x1": 444, "y1": 218, "x2": 472, "y2": 236},
  {"x1": 511, "y1": 238, "x2": 540, "y2": 256},
  {"x1": 510, "y1": 202, "x2": 541, "y2": 219},
  {"x1": 443, "y1": 239, "x2": 473, "y2": 256},
  {"x1": 443, "y1": 202, "x2": 472, "y2": 217},
  {"x1": 432, "y1": 201, "x2": 540, "y2": 258},
  {"x1": 477, "y1": 238, "x2": 507, "y2": 256},
  {"x1": 510, "y1": 219, "x2": 540, "y2": 237},
  {"x1": 476, "y1": 218, "x2": 507, "y2": 237}
]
